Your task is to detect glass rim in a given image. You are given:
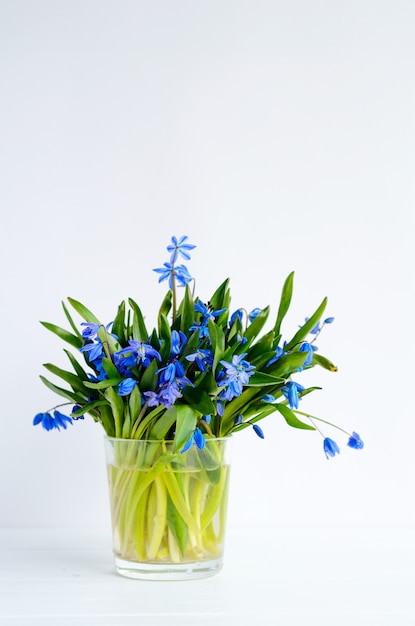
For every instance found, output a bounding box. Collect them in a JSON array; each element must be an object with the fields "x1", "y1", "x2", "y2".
[{"x1": 104, "y1": 435, "x2": 232, "y2": 444}]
